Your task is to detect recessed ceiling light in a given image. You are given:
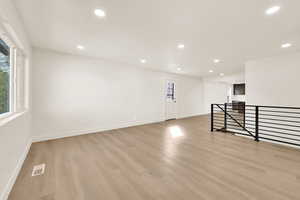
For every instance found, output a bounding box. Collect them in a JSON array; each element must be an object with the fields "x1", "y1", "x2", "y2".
[
  {"x1": 265, "y1": 6, "x2": 280, "y2": 15},
  {"x1": 94, "y1": 9, "x2": 106, "y2": 18},
  {"x1": 177, "y1": 67, "x2": 182, "y2": 71},
  {"x1": 77, "y1": 45, "x2": 84, "y2": 50},
  {"x1": 214, "y1": 59, "x2": 220, "y2": 63},
  {"x1": 140, "y1": 59, "x2": 147, "y2": 63},
  {"x1": 177, "y1": 44, "x2": 185, "y2": 49},
  {"x1": 281, "y1": 43, "x2": 292, "y2": 48},
  {"x1": 220, "y1": 73, "x2": 224, "y2": 76},
  {"x1": 209, "y1": 70, "x2": 213, "y2": 73}
]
